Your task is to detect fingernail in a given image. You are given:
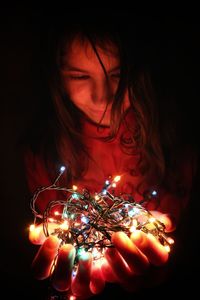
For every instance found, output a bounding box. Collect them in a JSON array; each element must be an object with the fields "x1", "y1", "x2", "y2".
[{"x1": 130, "y1": 230, "x2": 143, "y2": 244}]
